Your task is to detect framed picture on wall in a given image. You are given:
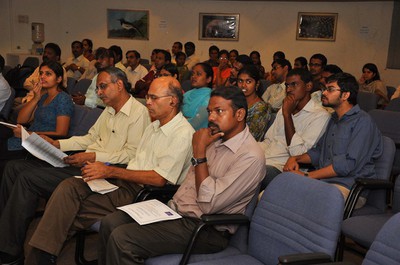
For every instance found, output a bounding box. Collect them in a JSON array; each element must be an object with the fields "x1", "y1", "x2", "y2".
[
  {"x1": 107, "y1": 9, "x2": 149, "y2": 40},
  {"x1": 199, "y1": 13, "x2": 240, "y2": 41},
  {"x1": 296, "y1": 12, "x2": 338, "y2": 41}
]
